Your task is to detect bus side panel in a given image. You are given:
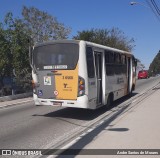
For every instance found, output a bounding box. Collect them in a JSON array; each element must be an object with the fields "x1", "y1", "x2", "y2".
[
  {"x1": 88, "y1": 78, "x2": 97, "y2": 107},
  {"x1": 114, "y1": 74, "x2": 127, "y2": 100}
]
